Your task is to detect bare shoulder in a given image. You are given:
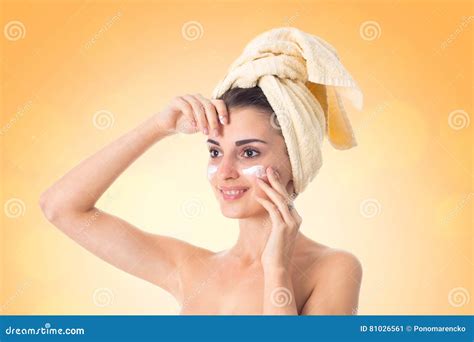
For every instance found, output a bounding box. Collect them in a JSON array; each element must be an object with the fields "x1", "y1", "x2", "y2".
[
  {"x1": 295, "y1": 235, "x2": 363, "y2": 283},
  {"x1": 297, "y1": 235, "x2": 363, "y2": 315},
  {"x1": 318, "y1": 248, "x2": 363, "y2": 280}
]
